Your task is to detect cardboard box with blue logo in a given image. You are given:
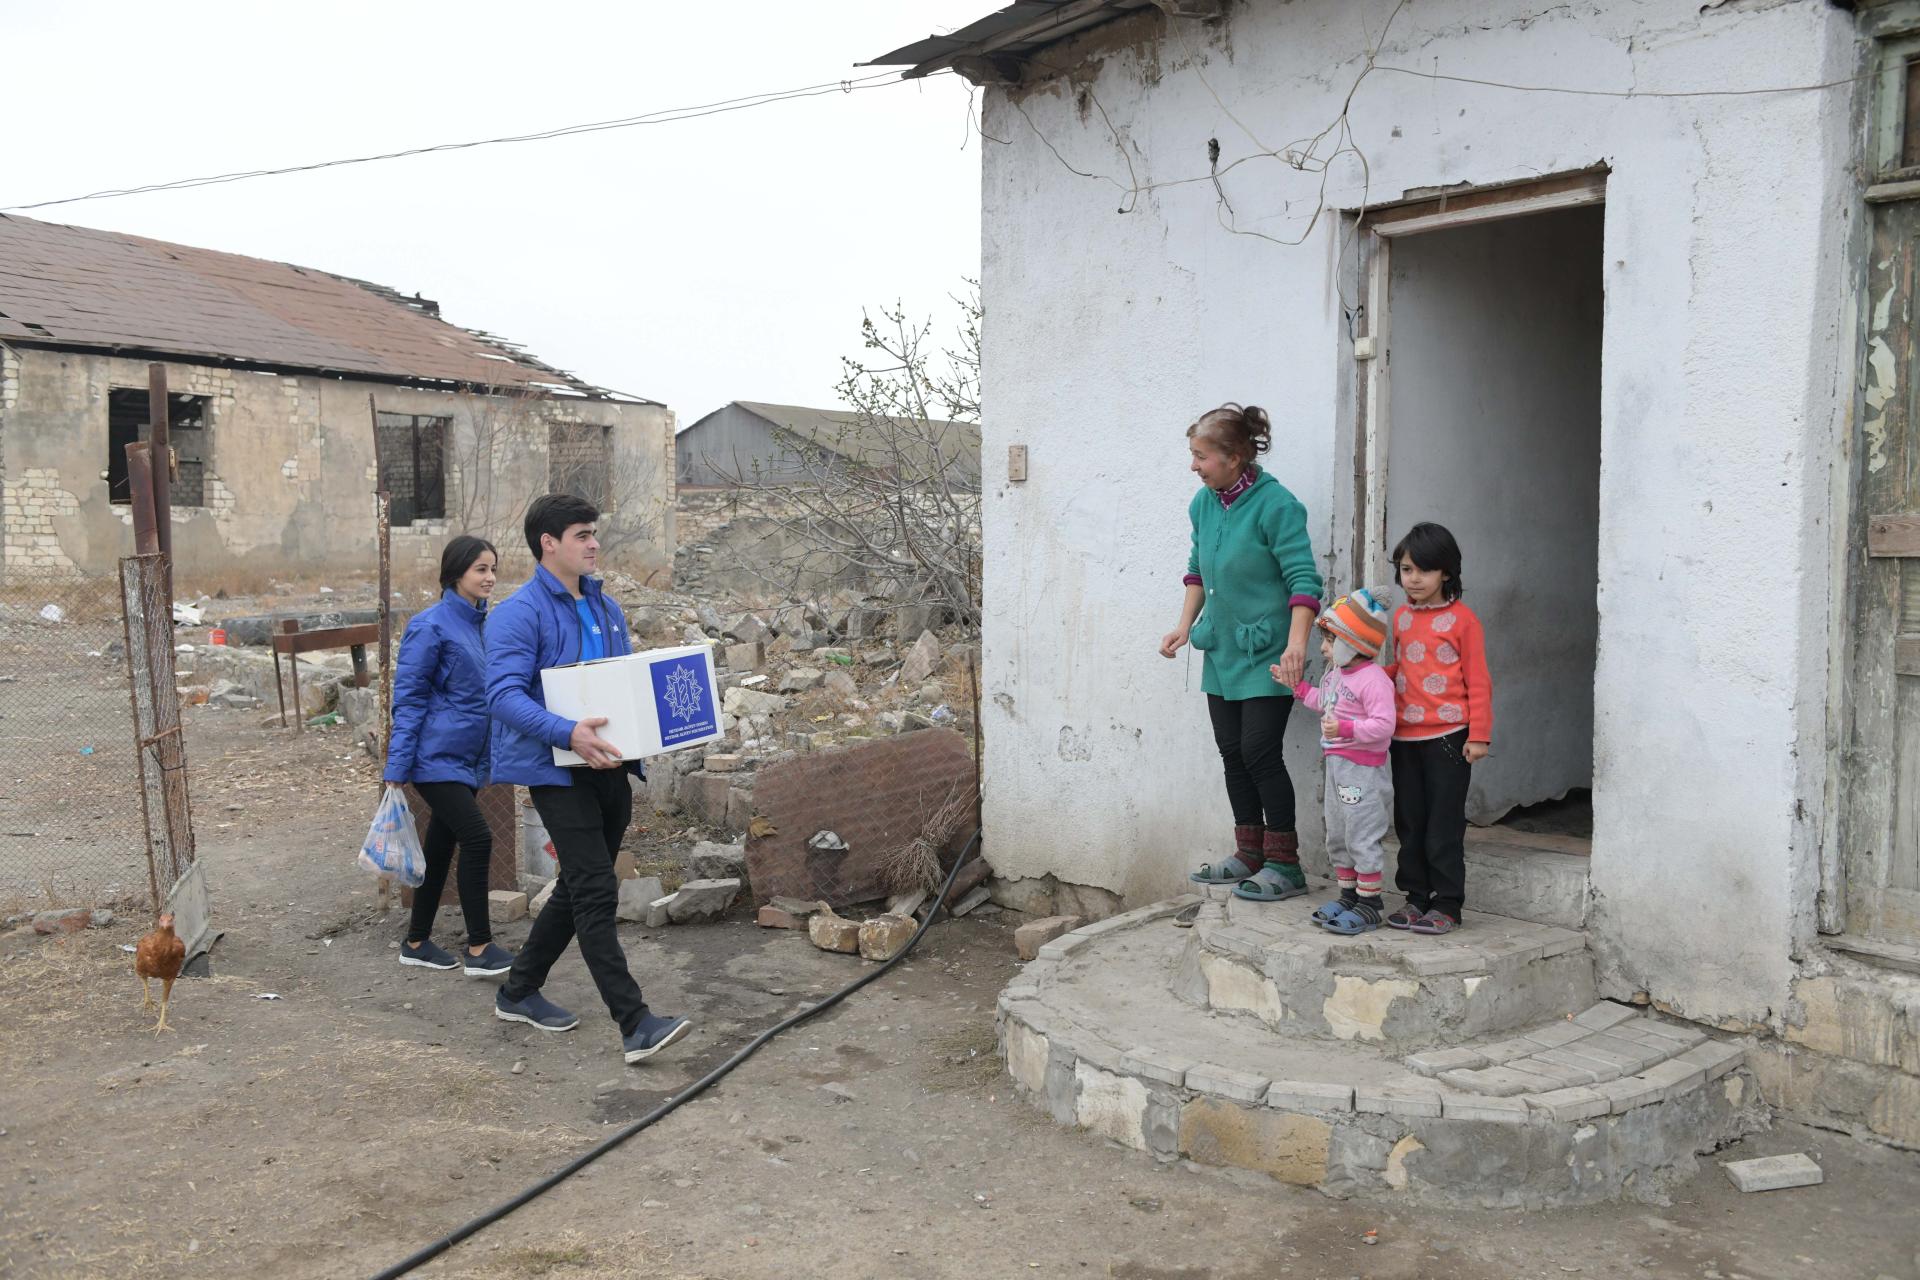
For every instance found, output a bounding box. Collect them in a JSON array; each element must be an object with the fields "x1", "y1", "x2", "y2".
[{"x1": 539, "y1": 643, "x2": 722, "y2": 766}]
